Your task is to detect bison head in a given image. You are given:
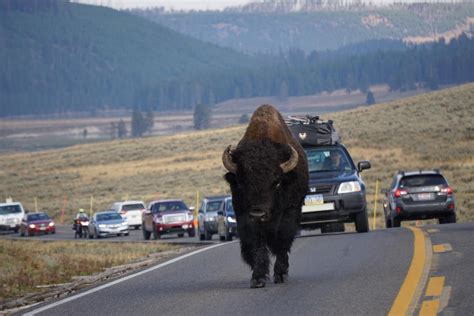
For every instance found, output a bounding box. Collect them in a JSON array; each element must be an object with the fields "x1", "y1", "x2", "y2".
[{"x1": 222, "y1": 140, "x2": 299, "y2": 221}]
